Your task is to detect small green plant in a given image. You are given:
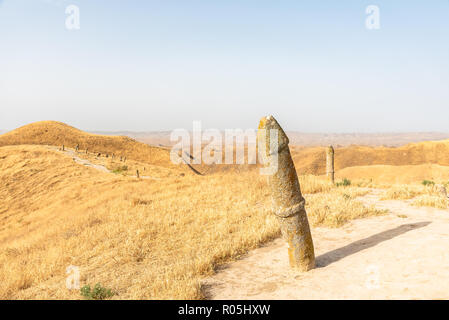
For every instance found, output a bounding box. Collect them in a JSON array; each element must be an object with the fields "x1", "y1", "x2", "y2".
[
  {"x1": 336, "y1": 178, "x2": 351, "y2": 187},
  {"x1": 422, "y1": 180, "x2": 435, "y2": 186},
  {"x1": 112, "y1": 165, "x2": 128, "y2": 174},
  {"x1": 80, "y1": 283, "x2": 114, "y2": 300}
]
